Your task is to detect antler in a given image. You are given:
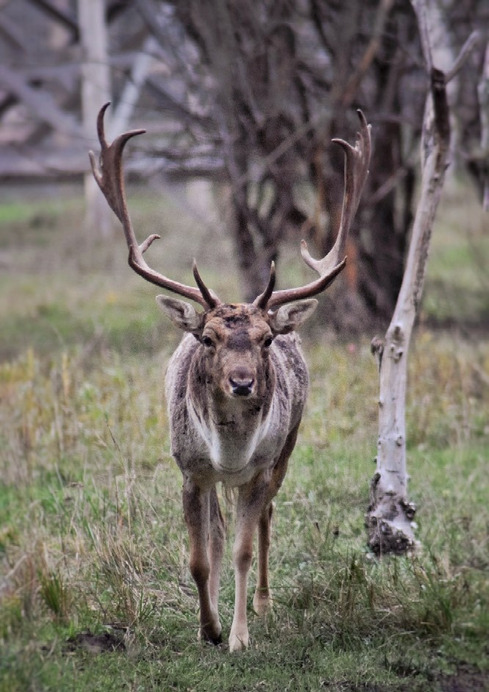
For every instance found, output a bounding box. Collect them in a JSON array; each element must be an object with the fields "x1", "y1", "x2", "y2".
[
  {"x1": 89, "y1": 103, "x2": 220, "y2": 309},
  {"x1": 254, "y1": 110, "x2": 371, "y2": 310}
]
